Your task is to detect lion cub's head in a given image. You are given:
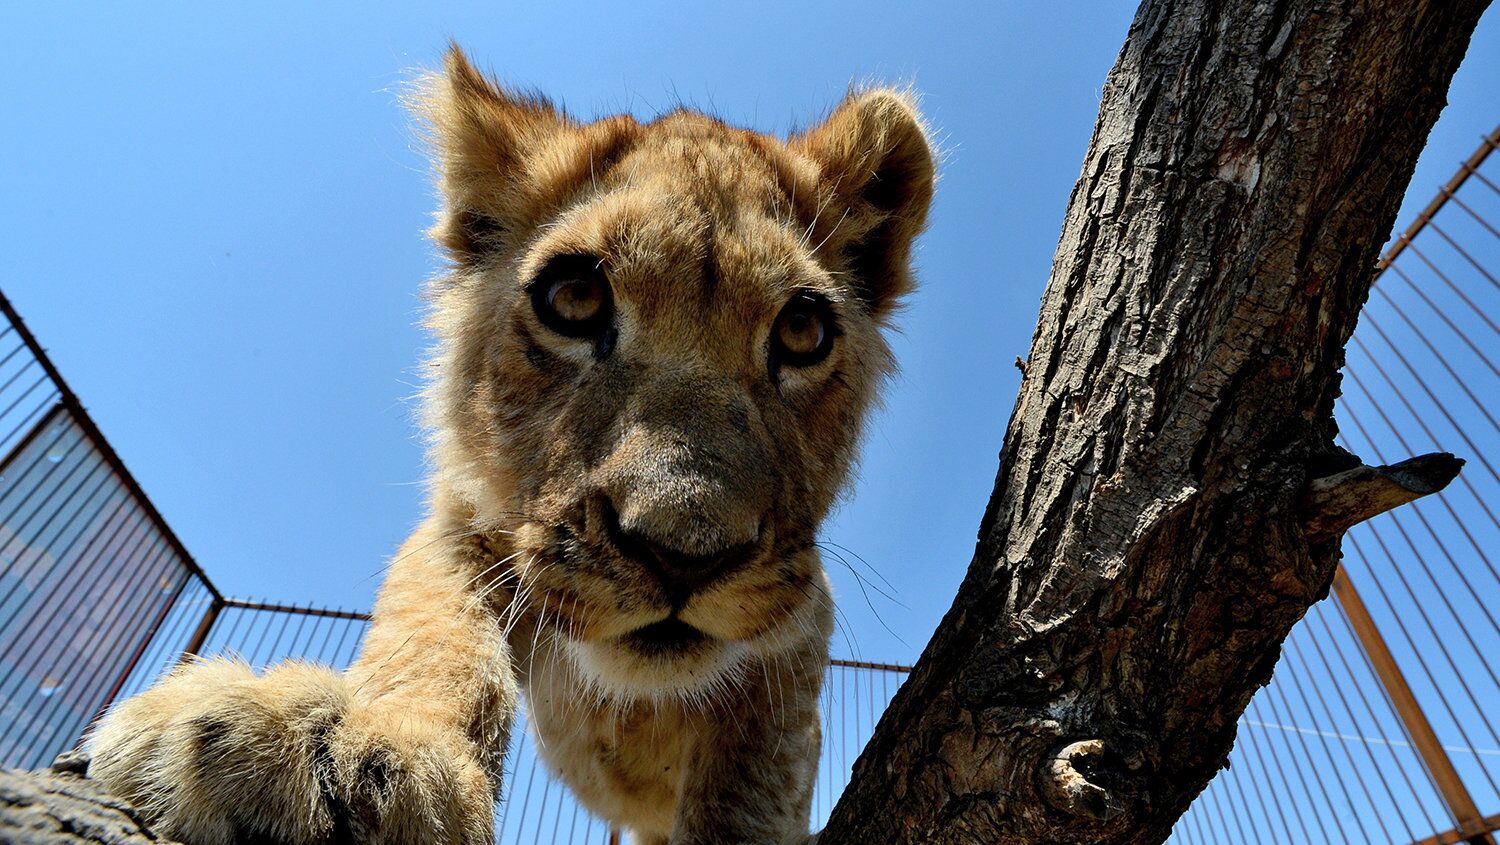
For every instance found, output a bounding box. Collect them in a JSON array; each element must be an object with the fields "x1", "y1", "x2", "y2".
[{"x1": 417, "y1": 47, "x2": 933, "y2": 700}]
